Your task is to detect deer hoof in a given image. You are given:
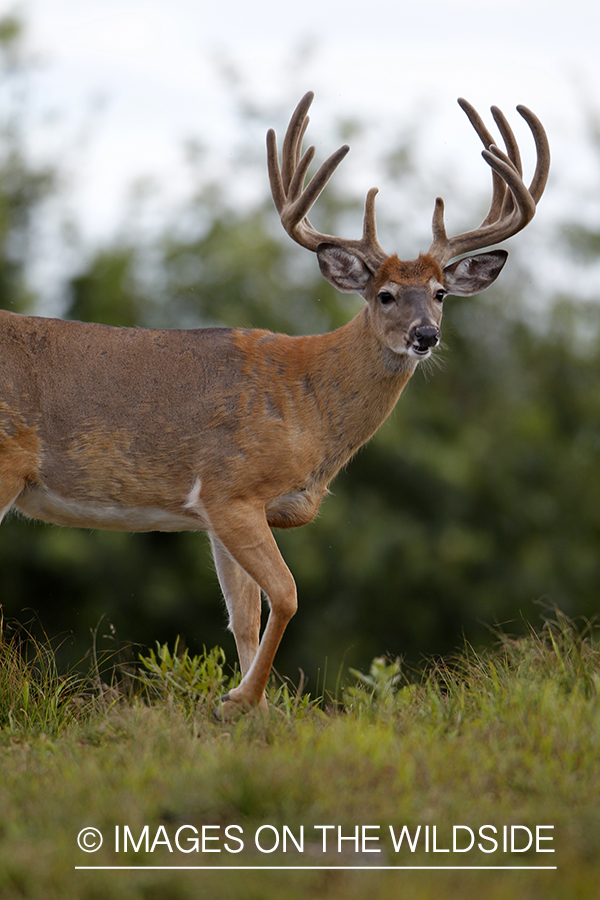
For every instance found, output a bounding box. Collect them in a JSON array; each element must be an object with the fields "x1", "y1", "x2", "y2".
[
  {"x1": 212, "y1": 693, "x2": 248, "y2": 722},
  {"x1": 213, "y1": 691, "x2": 268, "y2": 721}
]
